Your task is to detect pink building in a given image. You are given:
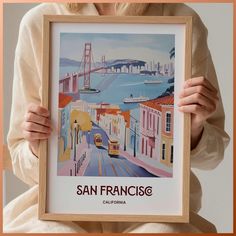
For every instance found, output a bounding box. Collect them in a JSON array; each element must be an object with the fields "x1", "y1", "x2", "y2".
[{"x1": 139, "y1": 95, "x2": 174, "y2": 166}]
